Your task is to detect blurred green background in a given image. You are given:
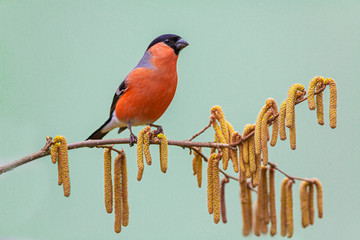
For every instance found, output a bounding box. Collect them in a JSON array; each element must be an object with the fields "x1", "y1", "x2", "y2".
[{"x1": 1, "y1": 0, "x2": 359, "y2": 239}]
